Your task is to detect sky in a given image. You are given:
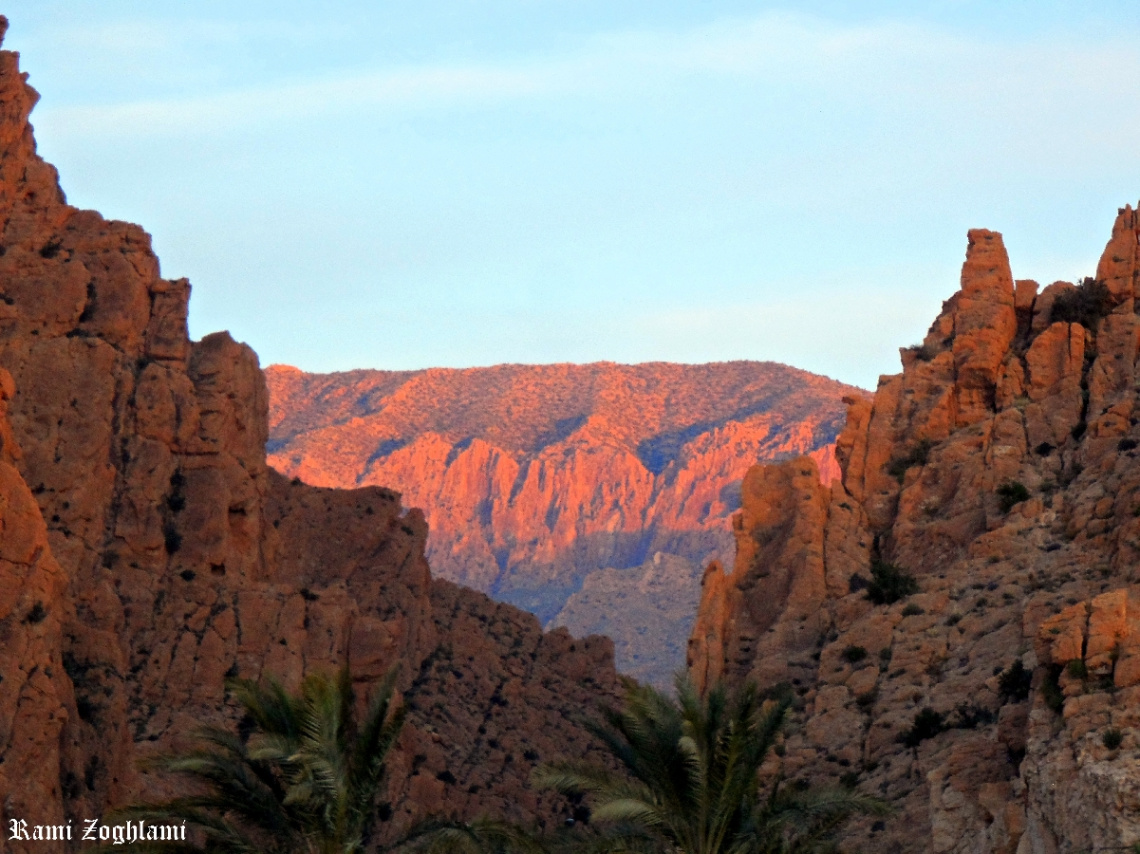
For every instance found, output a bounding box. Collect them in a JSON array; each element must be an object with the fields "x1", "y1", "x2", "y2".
[{"x1": 4, "y1": 2, "x2": 1140, "y2": 390}]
